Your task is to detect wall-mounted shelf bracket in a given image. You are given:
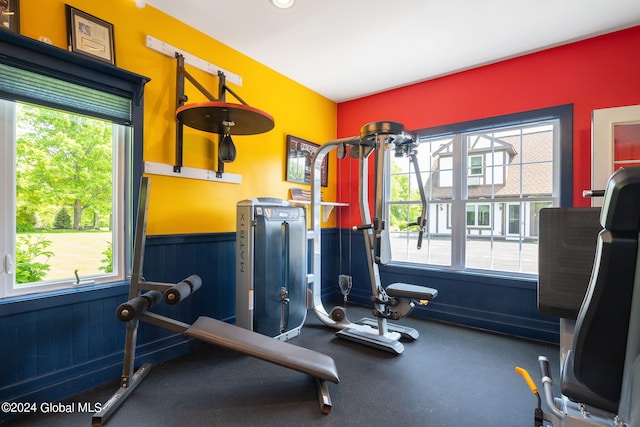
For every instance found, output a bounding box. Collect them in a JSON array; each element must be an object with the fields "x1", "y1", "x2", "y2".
[
  {"x1": 290, "y1": 200, "x2": 349, "y2": 222},
  {"x1": 144, "y1": 161, "x2": 241, "y2": 184},
  {"x1": 146, "y1": 35, "x2": 242, "y2": 86}
]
